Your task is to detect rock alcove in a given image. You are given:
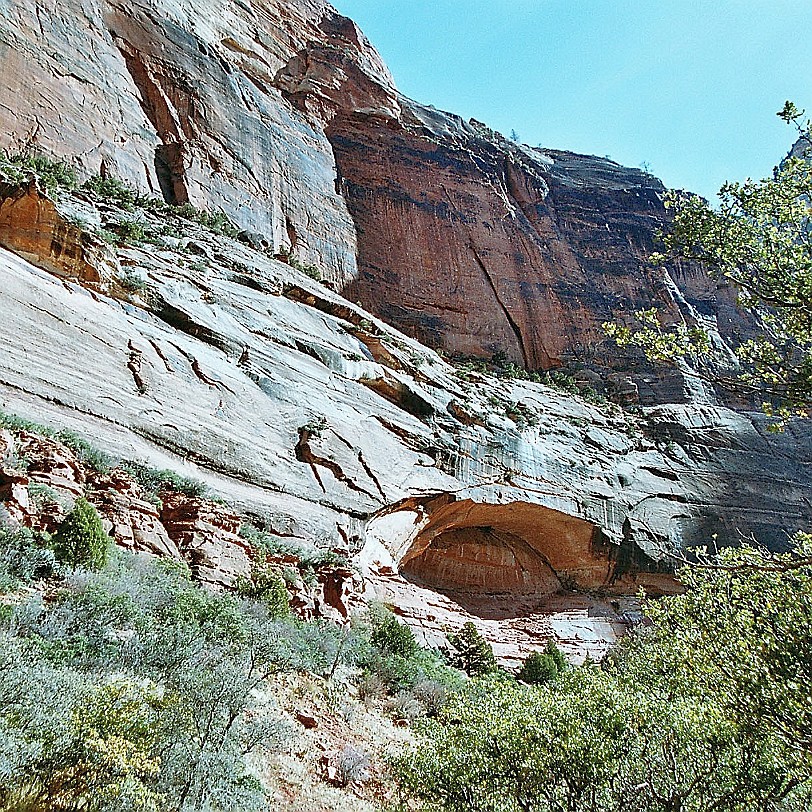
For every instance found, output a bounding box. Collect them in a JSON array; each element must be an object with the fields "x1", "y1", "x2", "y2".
[
  {"x1": 398, "y1": 499, "x2": 609, "y2": 602},
  {"x1": 364, "y1": 496, "x2": 679, "y2": 664}
]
